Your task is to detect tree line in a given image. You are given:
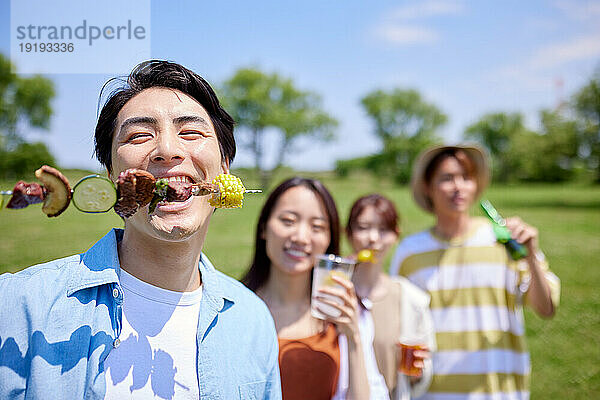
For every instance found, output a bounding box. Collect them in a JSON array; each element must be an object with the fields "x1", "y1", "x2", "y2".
[
  {"x1": 337, "y1": 71, "x2": 600, "y2": 184},
  {"x1": 224, "y1": 66, "x2": 600, "y2": 186},
  {"x1": 1, "y1": 52, "x2": 599, "y2": 185}
]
